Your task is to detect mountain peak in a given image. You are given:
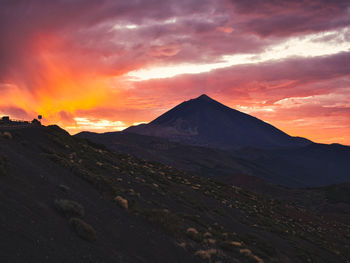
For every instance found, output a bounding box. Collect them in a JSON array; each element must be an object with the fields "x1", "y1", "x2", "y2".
[
  {"x1": 126, "y1": 95, "x2": 312, "y2": 150},
  {"x1": 195, "y1": 94, "x2": 214, "y2": 102}
]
